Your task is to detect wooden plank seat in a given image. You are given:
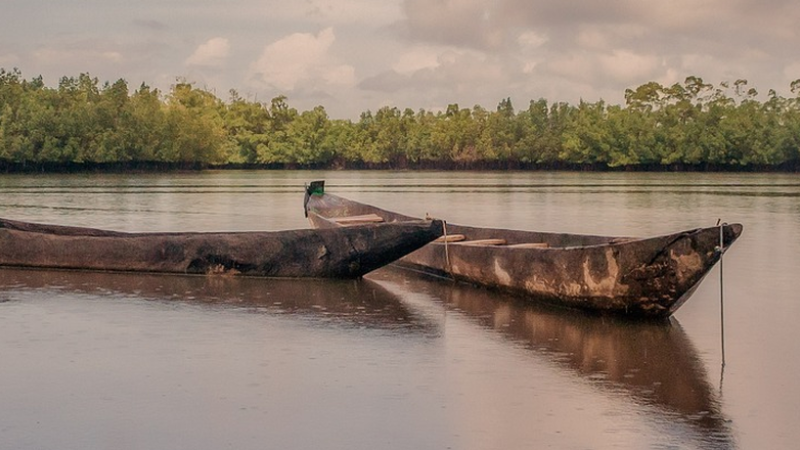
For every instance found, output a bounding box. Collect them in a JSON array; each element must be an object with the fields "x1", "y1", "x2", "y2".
[
  {"x1": 331, "y1": 214, "x2": 385, "y2": 225},
  {"x1": 451, "y1": 238, "x2": 507, "y2": 246},
  {"x1": 436, "y1": 235, "x2": 549, "y2": 248},
  {"x1": 434, "y1": 234, "x2": 466, "y2": 243},
  {"x1": 506, "y1": 242, "x2": 550, "y2": 249}
]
